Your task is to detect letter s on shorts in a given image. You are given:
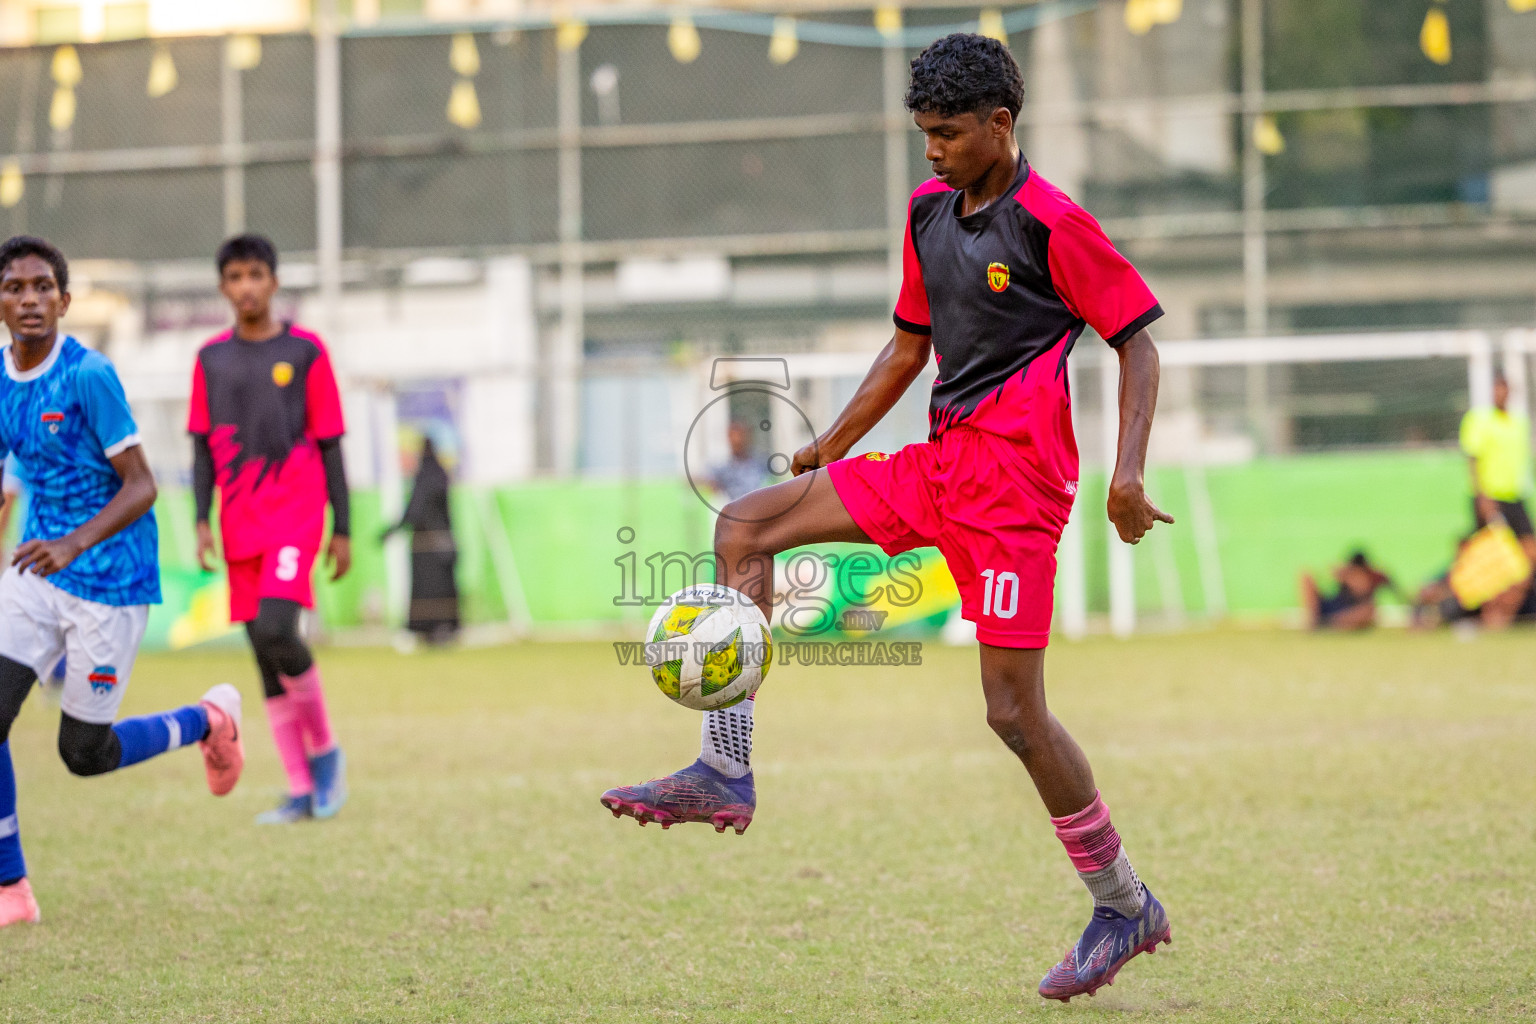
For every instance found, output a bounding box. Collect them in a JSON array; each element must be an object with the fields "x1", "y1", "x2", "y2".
[{"x1": 276, "y1": 546, "x2": 301, "y2": 582}]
